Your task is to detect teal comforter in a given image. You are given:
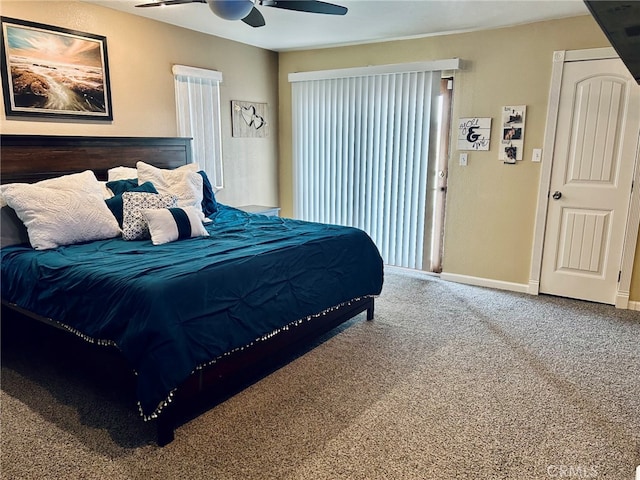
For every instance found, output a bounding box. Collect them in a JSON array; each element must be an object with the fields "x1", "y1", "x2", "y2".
[{"x1": 1, "y1": 205, "x2": 384, "y2": 418}]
